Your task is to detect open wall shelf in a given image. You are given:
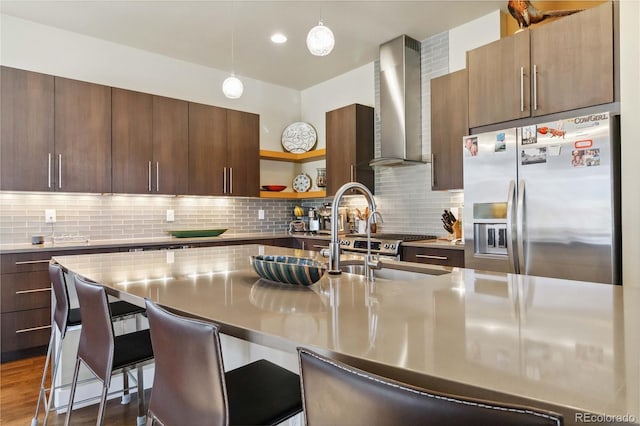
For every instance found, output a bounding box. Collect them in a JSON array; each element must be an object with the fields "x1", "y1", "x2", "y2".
[
  {"x1": 259, "y1": 148, "x2": 326, "y2": 163},
  {"x1": 259, "y1": 190, "x2": 327, "y2": 199}
]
